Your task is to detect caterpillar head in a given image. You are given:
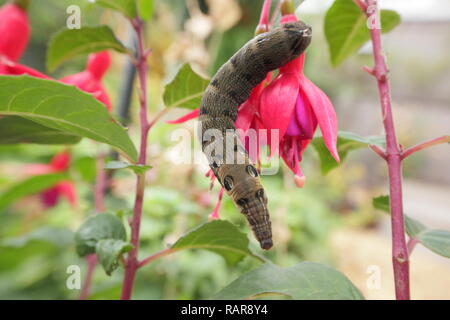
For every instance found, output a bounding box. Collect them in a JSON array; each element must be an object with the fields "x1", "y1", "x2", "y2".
[
  {"x1": 281, "y1": 20, "x2": 312, "y2": 57},
  {"x1": 217, "y1": 163, "x2": 273, "y2": 250}
]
